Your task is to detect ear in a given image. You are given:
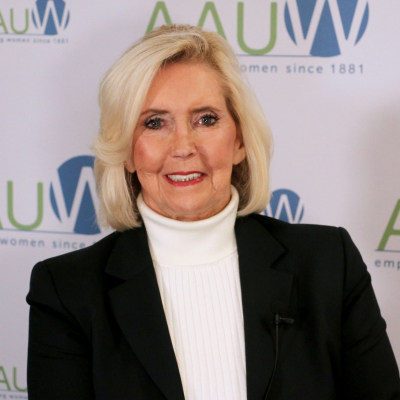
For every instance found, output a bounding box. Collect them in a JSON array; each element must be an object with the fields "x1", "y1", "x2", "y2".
[
  {"x1": 125, "y1": 158, "x2": 135, "y2": 173},
  {"x1": 233, "y1": 139, "x2": 246, "y2": 165}
]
